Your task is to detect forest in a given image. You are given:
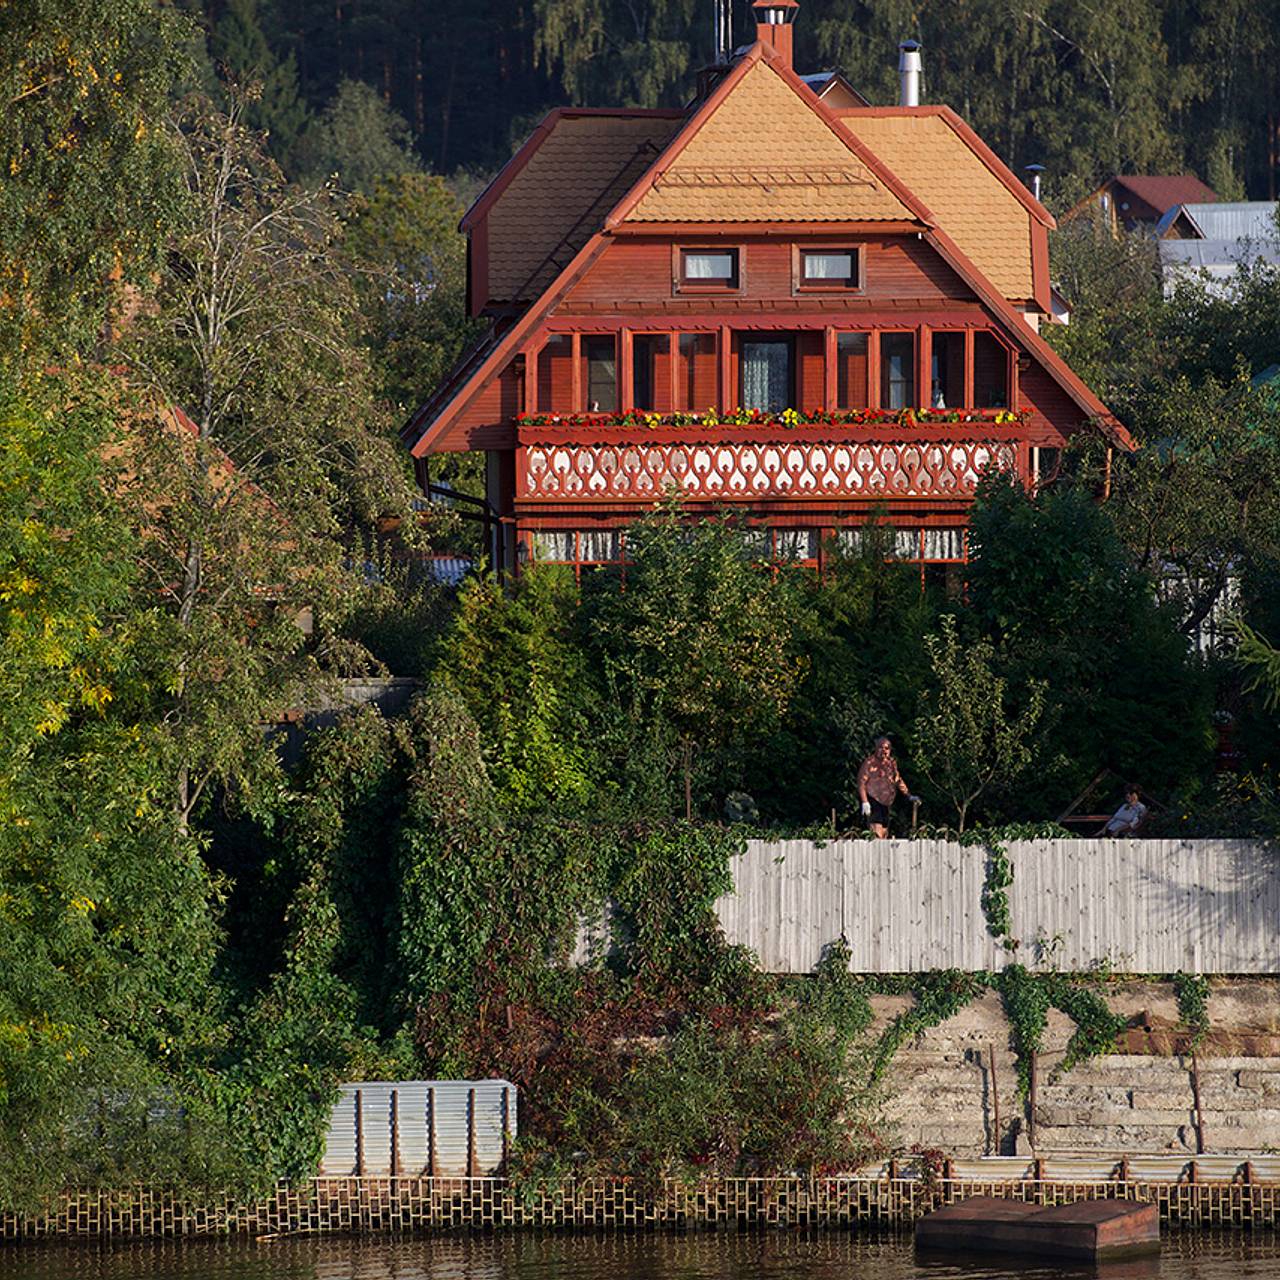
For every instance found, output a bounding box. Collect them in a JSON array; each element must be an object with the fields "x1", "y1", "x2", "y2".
[
  {"x1": 194, "y1": 0, "x2": 1280, "y2": 202},
  {"x1": 2, "y1": 0, "x2": 1280, "y2": 1212}
]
